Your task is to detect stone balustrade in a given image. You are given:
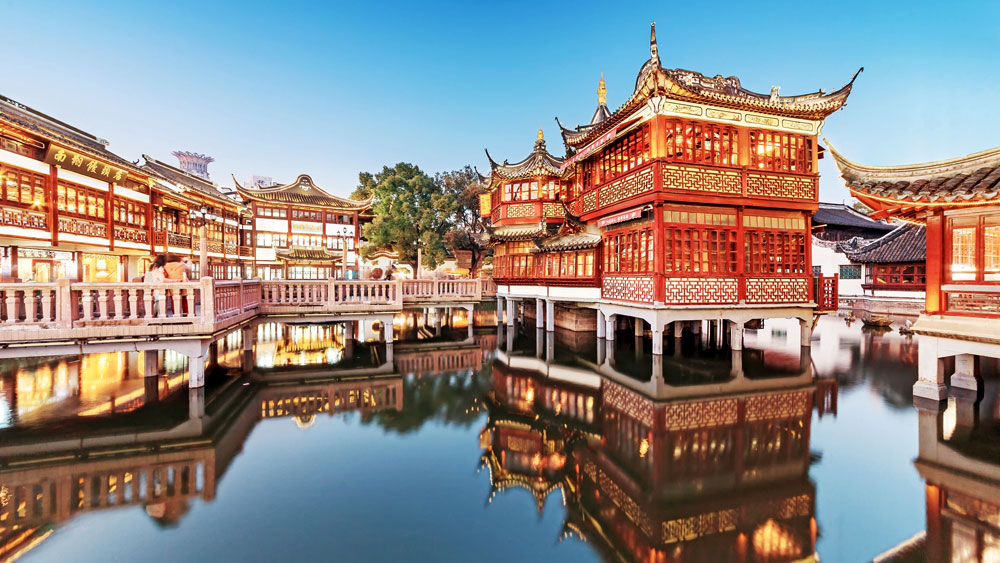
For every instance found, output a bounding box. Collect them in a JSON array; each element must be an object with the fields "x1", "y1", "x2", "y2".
[{"x1": 0, "y1": 277, "x2": 485, "y2": 343}]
